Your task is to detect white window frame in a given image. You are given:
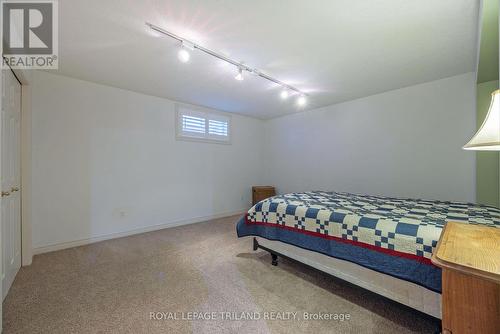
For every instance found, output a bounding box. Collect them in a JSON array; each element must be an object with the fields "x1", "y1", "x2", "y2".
[{"x1": 175, "y1": 103, "x2": 232, "y2": 144}]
